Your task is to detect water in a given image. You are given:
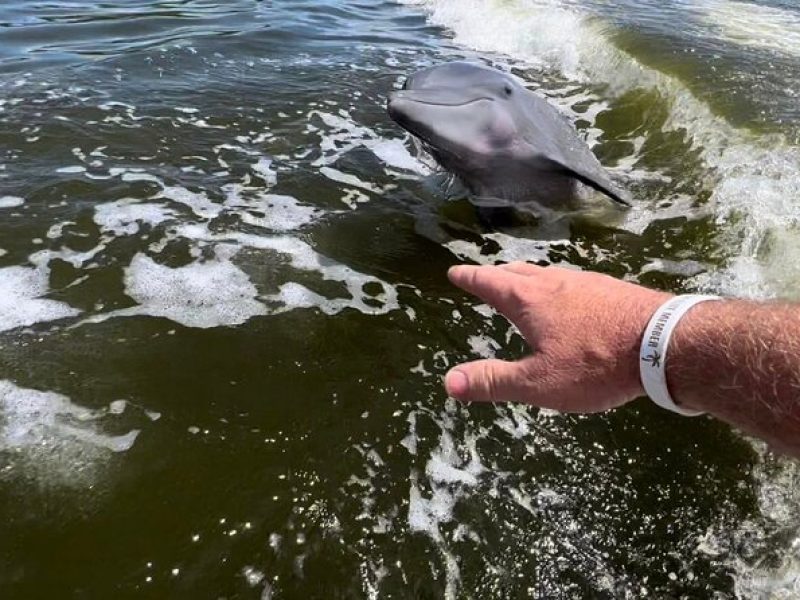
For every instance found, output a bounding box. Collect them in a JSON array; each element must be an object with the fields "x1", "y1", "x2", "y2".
[{"x1": 2, "y1": 0, "x2": 800, "y2": 597}]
